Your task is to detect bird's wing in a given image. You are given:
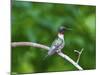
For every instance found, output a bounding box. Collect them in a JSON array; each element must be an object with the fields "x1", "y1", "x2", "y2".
[
  {"x1": 48, "y1": 38, "x2": 63, "y2": 55},
  {"x1": 51, "y1": 38, "x2": 63, "y2": 47}
]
